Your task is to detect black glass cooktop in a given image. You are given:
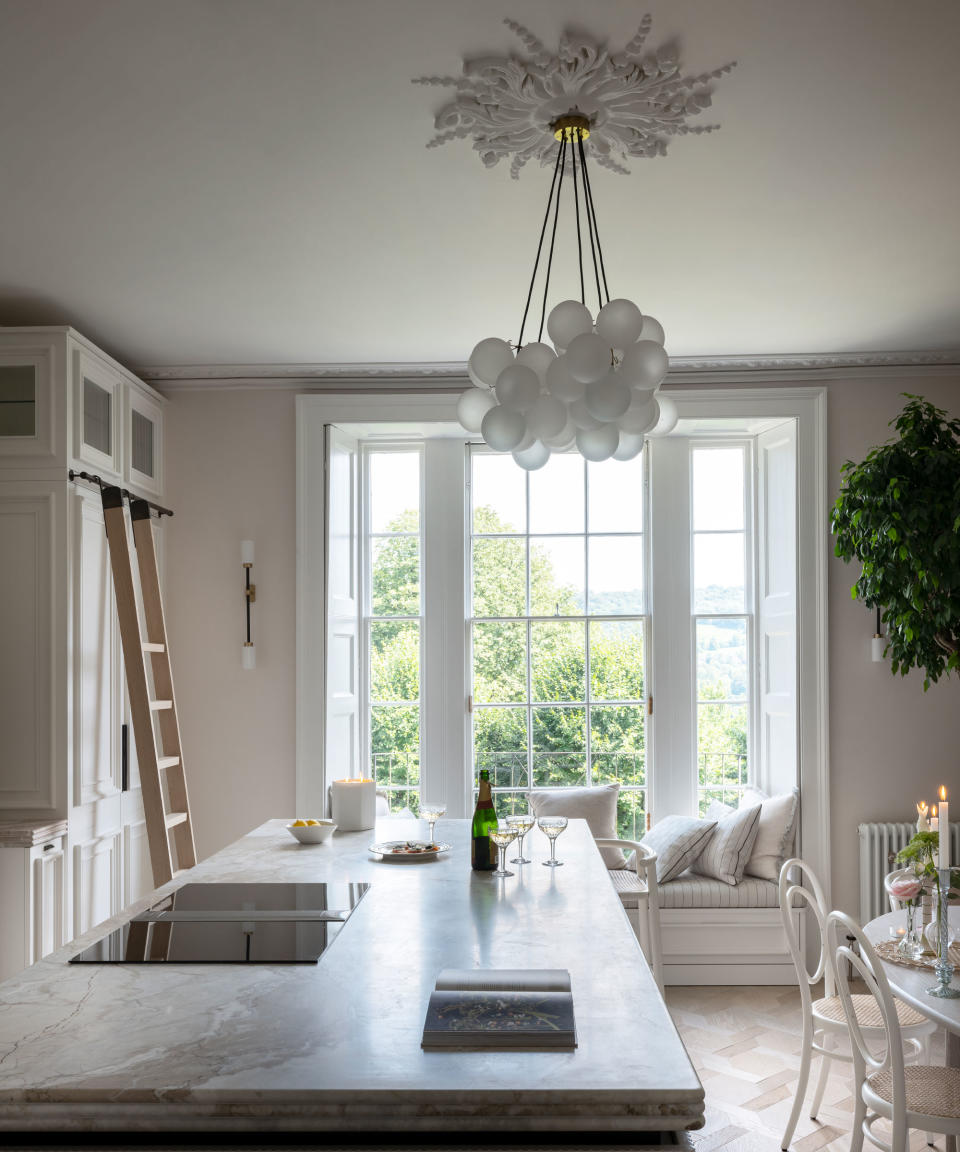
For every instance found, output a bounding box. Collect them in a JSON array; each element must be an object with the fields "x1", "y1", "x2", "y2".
[{"x1": 70, "y1": 882, "x2": 370, "y2": 964}]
